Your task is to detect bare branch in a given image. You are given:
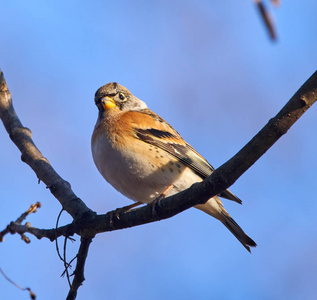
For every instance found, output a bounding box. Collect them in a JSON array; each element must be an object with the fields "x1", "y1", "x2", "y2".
[
  {"x1": 1, "y1": 69, "x2": 317, "y2": 237},
  {"x1": 1, "y1": 68, "x2": 317, "y2": 299},
  {"x1": 0, "y1": 267, "x2": 36, "y2": 299},
  {"x1": 0, "y1": 202, "x2": 75, "y2": 242},
  {"x1": 0, "y1": 69, "x2": 92, "y2": 221},
  {"x1": 0, "y1": 202, "x2": 41, "y2": 242},
  {"x1": 255, "y1": 0, "x2": 277, "y2": 40},
  {"x1": 16, "y1": 202, "x2": 41, "y2": 224},
  {"x1": 66, "y1": 237, "x2": 92, "y2": 300}
]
